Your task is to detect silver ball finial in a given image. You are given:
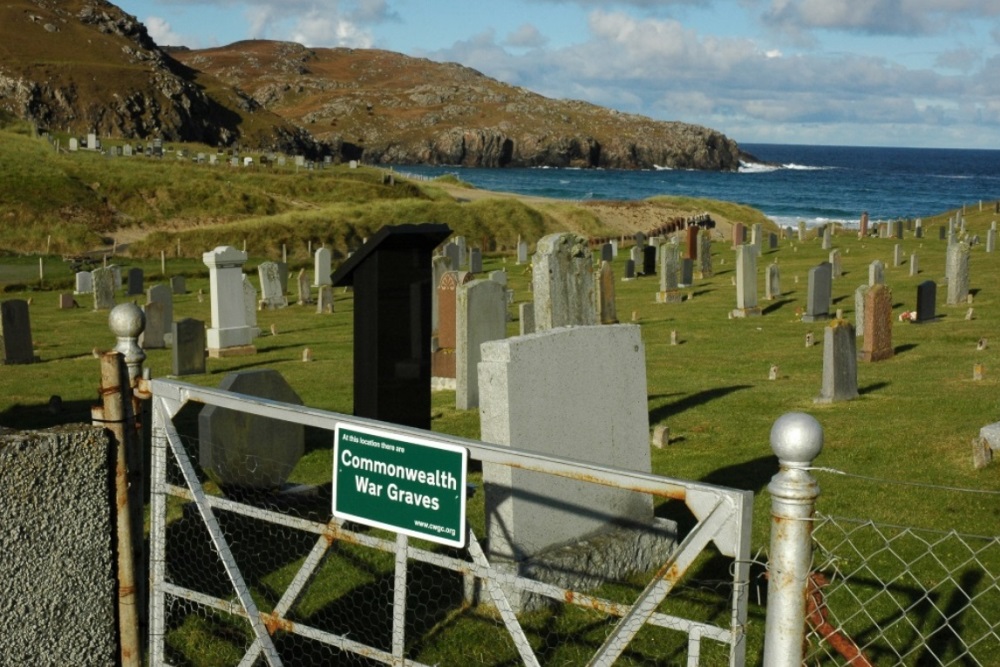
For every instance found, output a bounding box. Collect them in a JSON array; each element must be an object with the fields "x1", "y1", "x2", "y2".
[
  {"x1": 770, "y1": 412, "x2": 823, "y2": 466},
  {"x1": 109, "y1": 302, "x2": 145, "y2": 338}
]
